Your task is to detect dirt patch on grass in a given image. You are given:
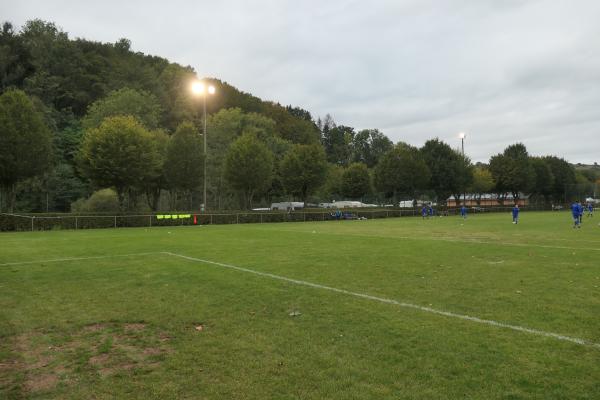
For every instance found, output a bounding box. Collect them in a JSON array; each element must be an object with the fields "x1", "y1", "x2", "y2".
[
  {"x1": 82, "y1": 322, "x2": 108, "y2": 332},
  {"x1": 24, "y1": 373, "x2": 58, "y2": 392},
  {"x1": 124, "y1": 323, "x2": 146, "y2": 332},
  {"x1": 5, "y1": 322, "x2": 172, "y2": 396}
]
